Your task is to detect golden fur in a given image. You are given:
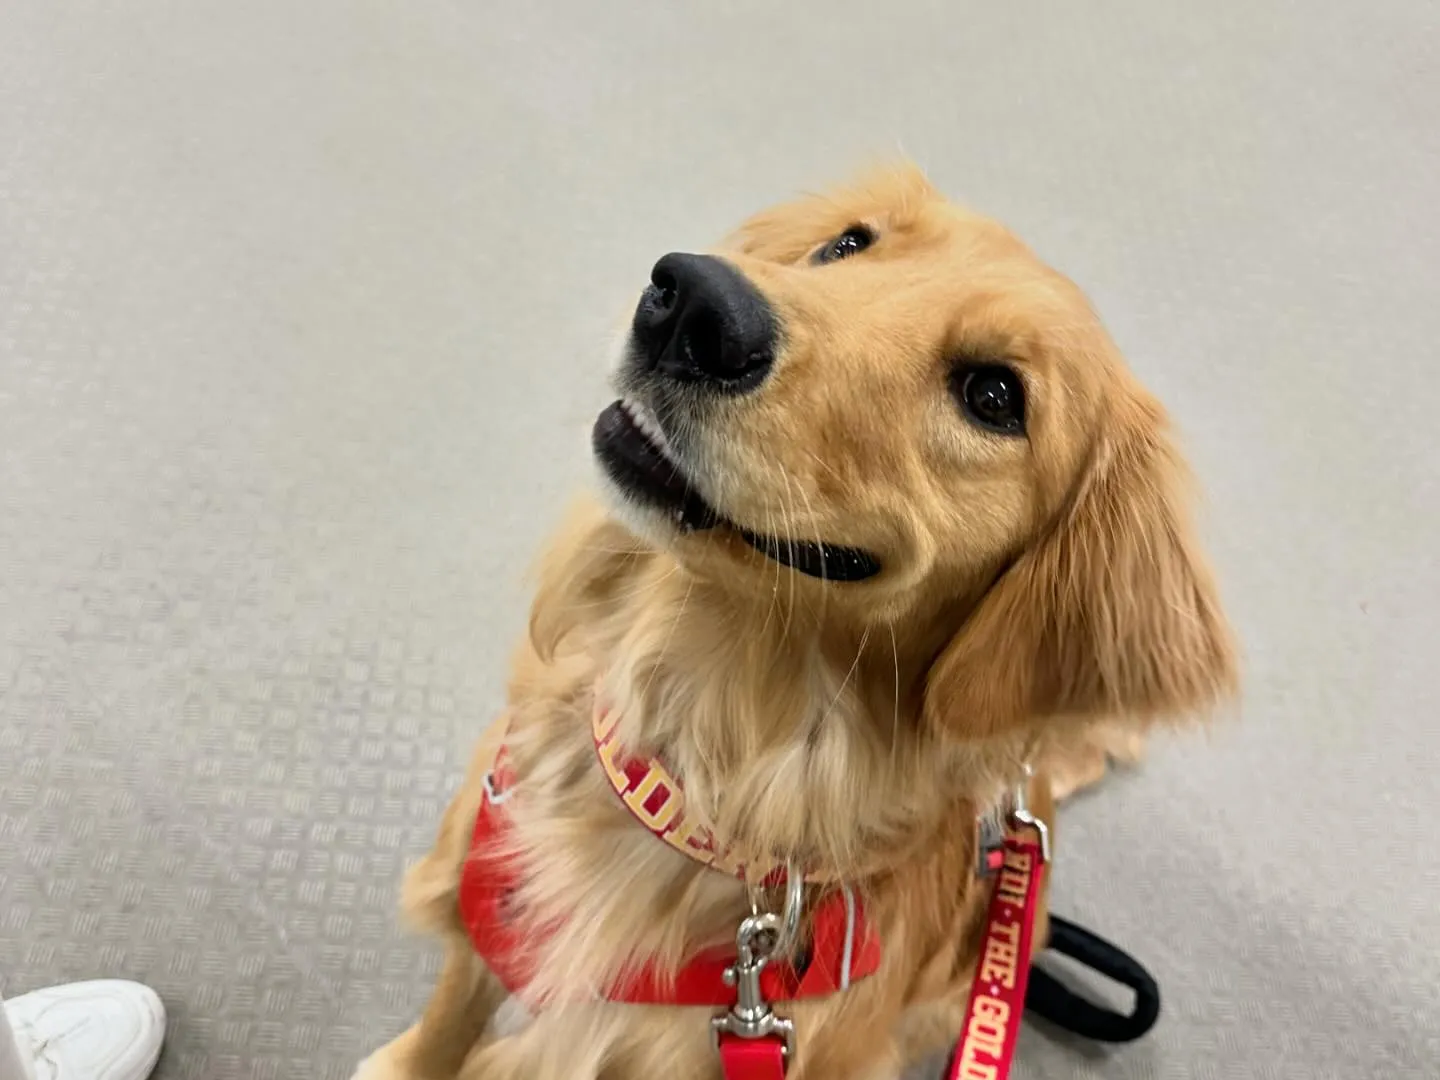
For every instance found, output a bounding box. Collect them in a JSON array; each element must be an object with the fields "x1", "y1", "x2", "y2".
[{"x1": 355, "y1": 165, "x2": 1237, "y2": 1080}]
